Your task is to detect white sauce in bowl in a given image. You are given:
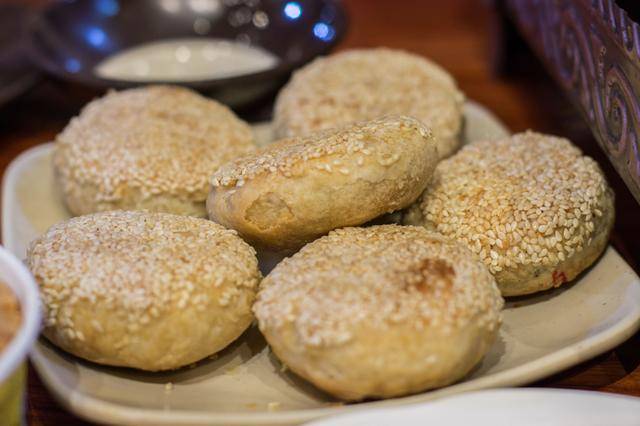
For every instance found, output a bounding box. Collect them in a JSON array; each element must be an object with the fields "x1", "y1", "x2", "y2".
[{"x1": 95, "y1": 38, "x2": 279, "y2": 82}]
